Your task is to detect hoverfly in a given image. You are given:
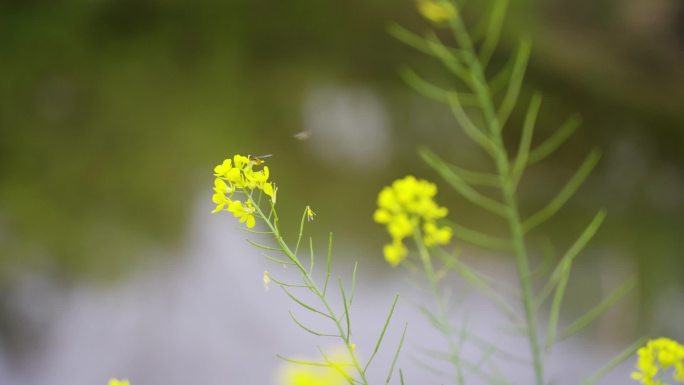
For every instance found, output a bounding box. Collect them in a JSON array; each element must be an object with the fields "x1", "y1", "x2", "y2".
[
  {"x1": 248, "y1": 154, "x2": 272, "y2": 166},
  {"x1": 293, "y1": 130, "x2": 311, "y2": 141}
]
